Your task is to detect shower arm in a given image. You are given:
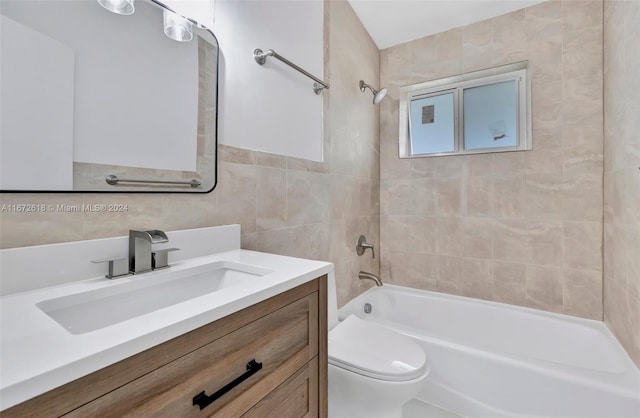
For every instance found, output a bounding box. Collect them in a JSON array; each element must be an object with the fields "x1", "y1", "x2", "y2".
[
  {"x1": 359, "y1": 80, "x2": 386, "y2": 104},
  {"x1": 359, "y1": 81, "x2": 374, "y2": 94}
]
